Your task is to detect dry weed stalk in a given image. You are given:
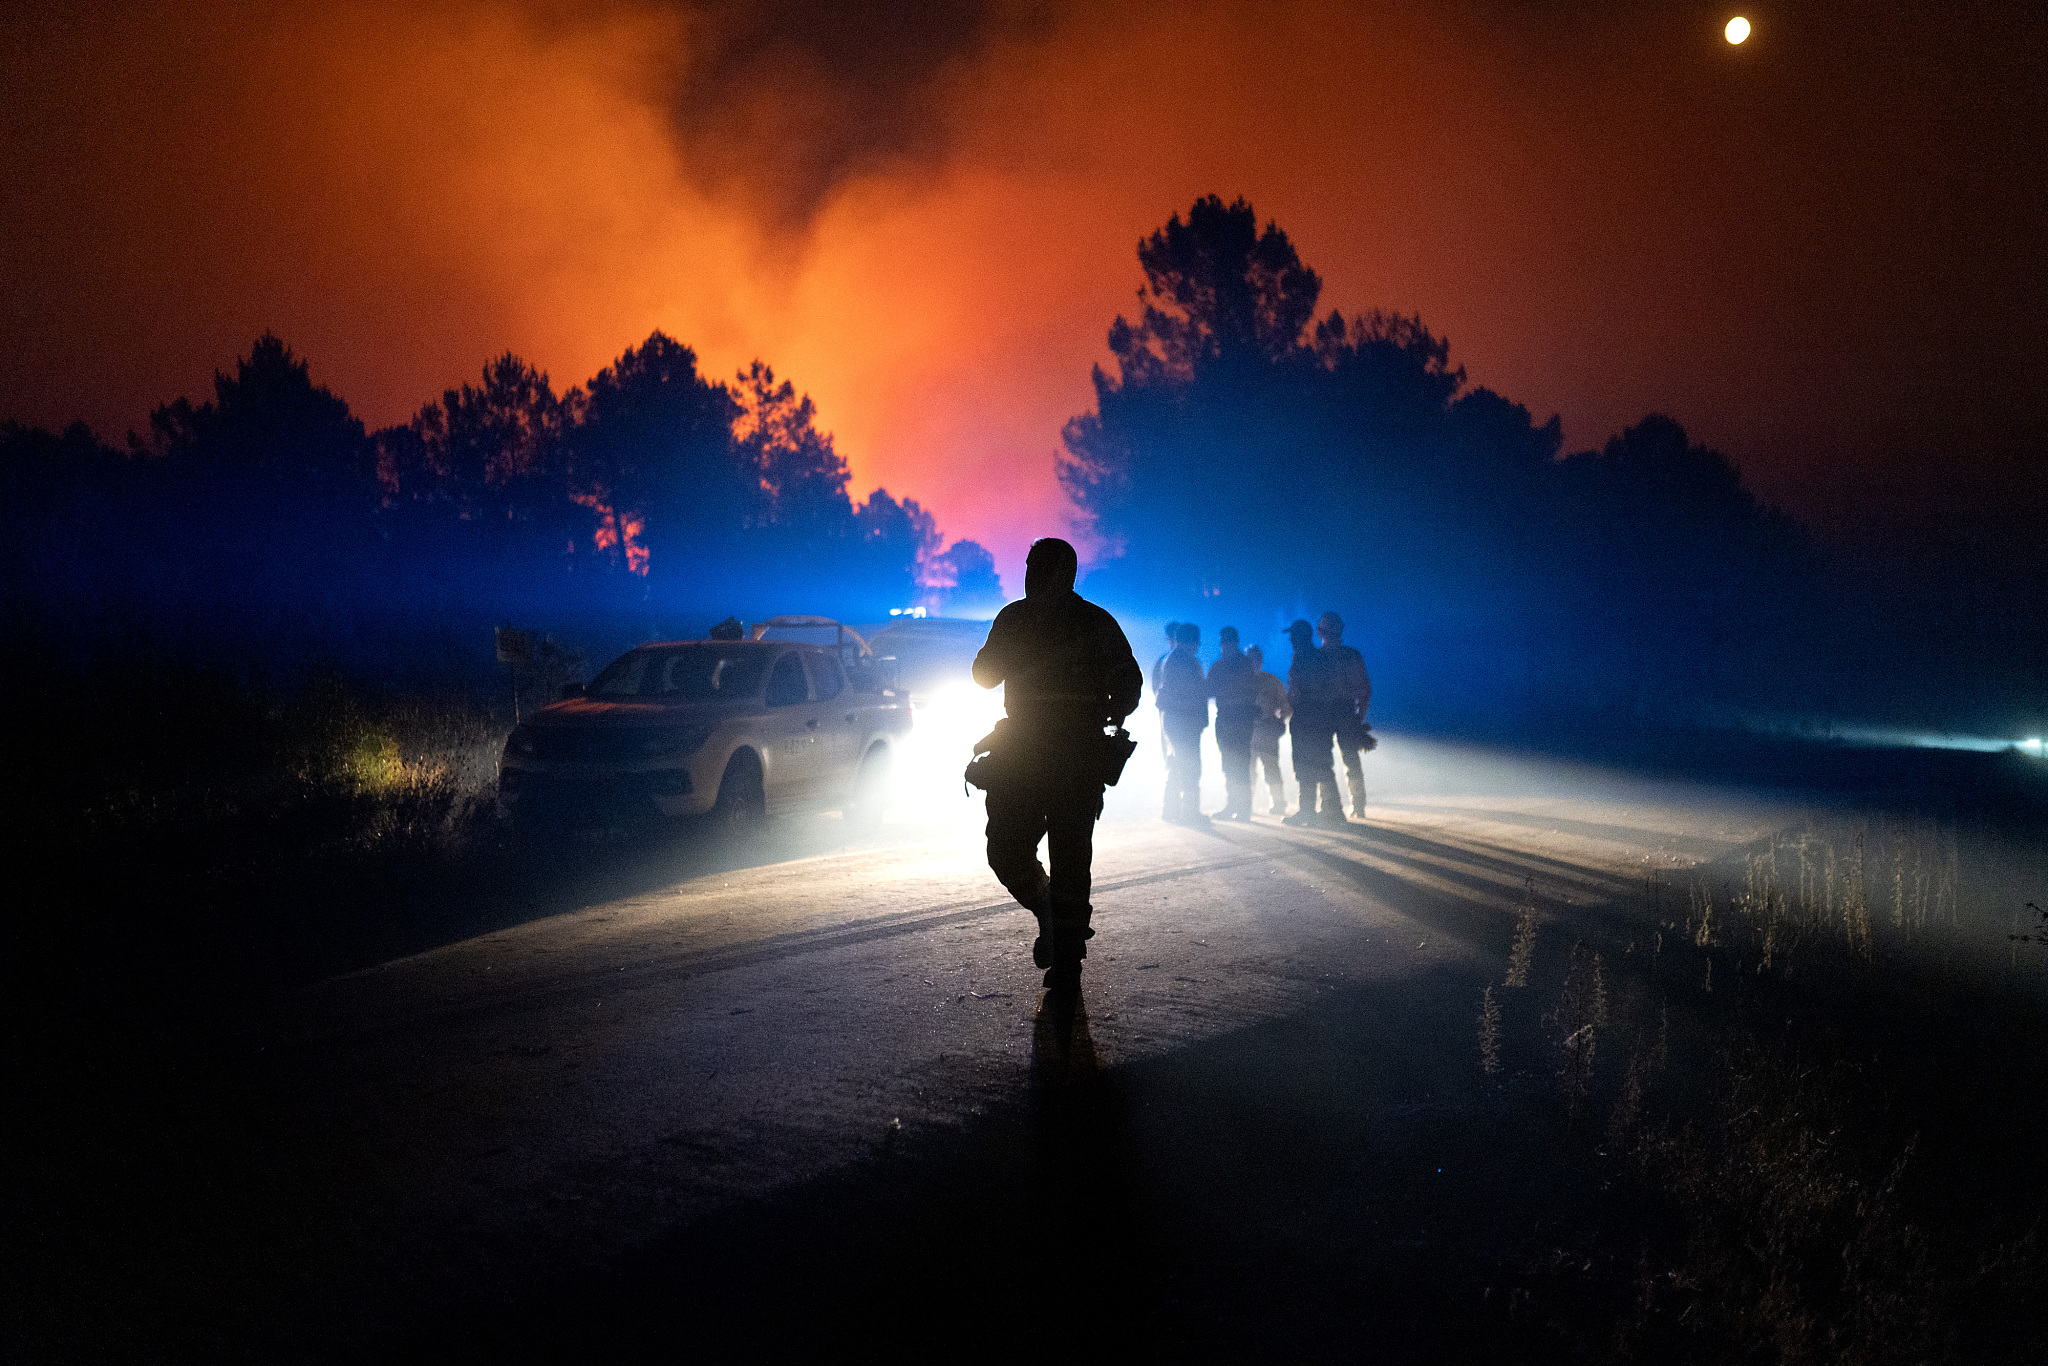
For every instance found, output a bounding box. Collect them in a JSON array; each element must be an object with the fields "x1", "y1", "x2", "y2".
[
  {"x1": 1505, "y1": 878, "x2": 1539, "y2": 988},
  {"x1": 1845, "y1": 831, "x2": 1873, "y2": 960},
  {"x1": 1551, "y1": 940, "x2": 1608, "y2": 1111},
  {"x1": 1690, "y1": 879, "x2": 1715, "y2": 948},
  {"x1": 1609, "y1": 1004, "x2": 1671, "y2": 1141},
  {"x1": 1892, "y1": 844, "x2": 1906, "y2": 931},
  {"x1": 1477, "y1": 986, "x2": 1502, "y2": 1075},
  {"x1": 1824, "y1": 842, "x2": 1838, "y2": 925},
  {"x1": 1743, "y1": 849, "x2": 1787, "y2": 969}
]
